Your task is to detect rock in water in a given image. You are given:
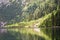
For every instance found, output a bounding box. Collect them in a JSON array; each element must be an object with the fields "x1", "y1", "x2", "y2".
[{"x1": 34, "y1": 28, "x2": 40, "y2": 32}]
